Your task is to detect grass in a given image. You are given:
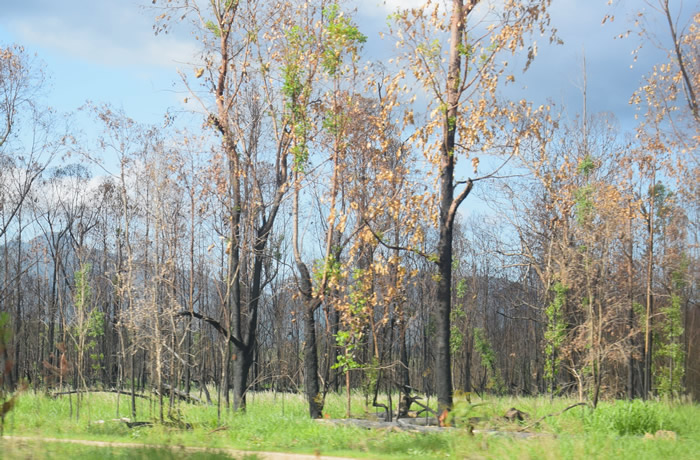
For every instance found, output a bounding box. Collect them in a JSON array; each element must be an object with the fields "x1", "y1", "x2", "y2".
[
  {"x1": 1, "y1": 440, "x2": 247, "y2": 460},
  {"x1": 2, "y1": 389, "x2": 699, "y2": 459}
]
